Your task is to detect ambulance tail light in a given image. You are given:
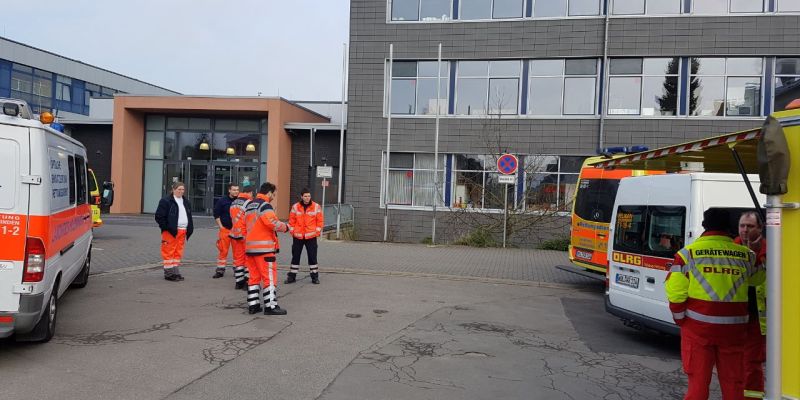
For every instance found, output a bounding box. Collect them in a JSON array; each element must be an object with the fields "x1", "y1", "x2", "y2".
[
  {"x1": 92, "y1": 194, "x2": 101, "y2": 205},
  {"x1": 23, "y1": 237, "x2": 46, "y2": 282}
]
